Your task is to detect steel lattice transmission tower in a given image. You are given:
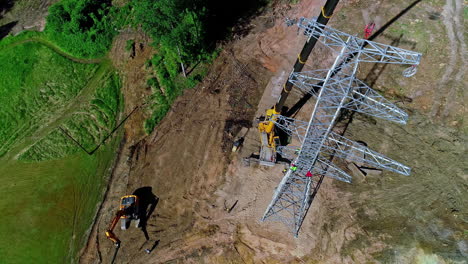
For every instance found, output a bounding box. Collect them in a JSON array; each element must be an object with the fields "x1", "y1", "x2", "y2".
[{"x1": 261, "y1": 18, "x2": 422, "y2": 237}]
